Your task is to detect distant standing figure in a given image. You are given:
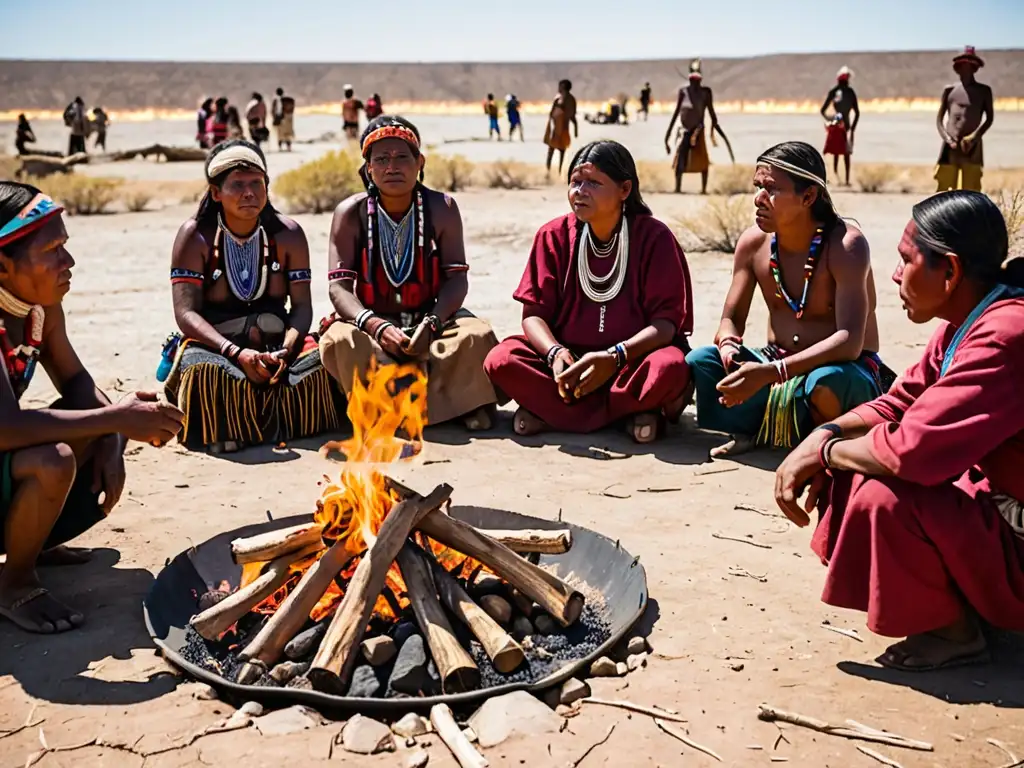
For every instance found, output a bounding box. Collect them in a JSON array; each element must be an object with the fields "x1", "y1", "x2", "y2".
[
  {"x1": 272, "y1": 88, "x2": 296, "y2": 151},
  {"x1": 63, "y1": 97, "x2": 87, "y2": 157},
  {"x1": 639, "y1": 82, "x2": 651, "y2": 121},
  {"x1": 15, "y1": 114, "x2": 35, "y2": 156},
  {"x1": 245, "y1": 93, "x2": 268, "y2": 146},
  {"x1": 365, "y1": 93, "x2": 383, "y2": 120},
  {"x1": 227, "y1": 107, "x2": 245, "y2": 140},
  {"x1": 196, "y1": 97, "x2": 214, "y2": 149},
  {"x1": 342, "y1": 85, "x2": 364, "y2": 140},
  {"x1": 665, "y1": 59, "x2": 719, "y2": 194},
  {"x1": 936, "y1": 46, "x2": 994, "y2": 193},
  {"x1": 507, "y1": 94, "x2": 524, "y2": 141},
  {"x1": 543, "y1": 79, "x2": 578, "y2": 176},
  {"x1": 206, "y1": 98, "x2": 230, "y2": 147},
  {"x1": 820, "y1": 66, "x2": 859, "y2": 187},
  {"x1": 91, "y1": 107, "x2": 110, "y2": 152},
  {"x1": 484, "y1": 93, "x2": 501, "y2": 140}
]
